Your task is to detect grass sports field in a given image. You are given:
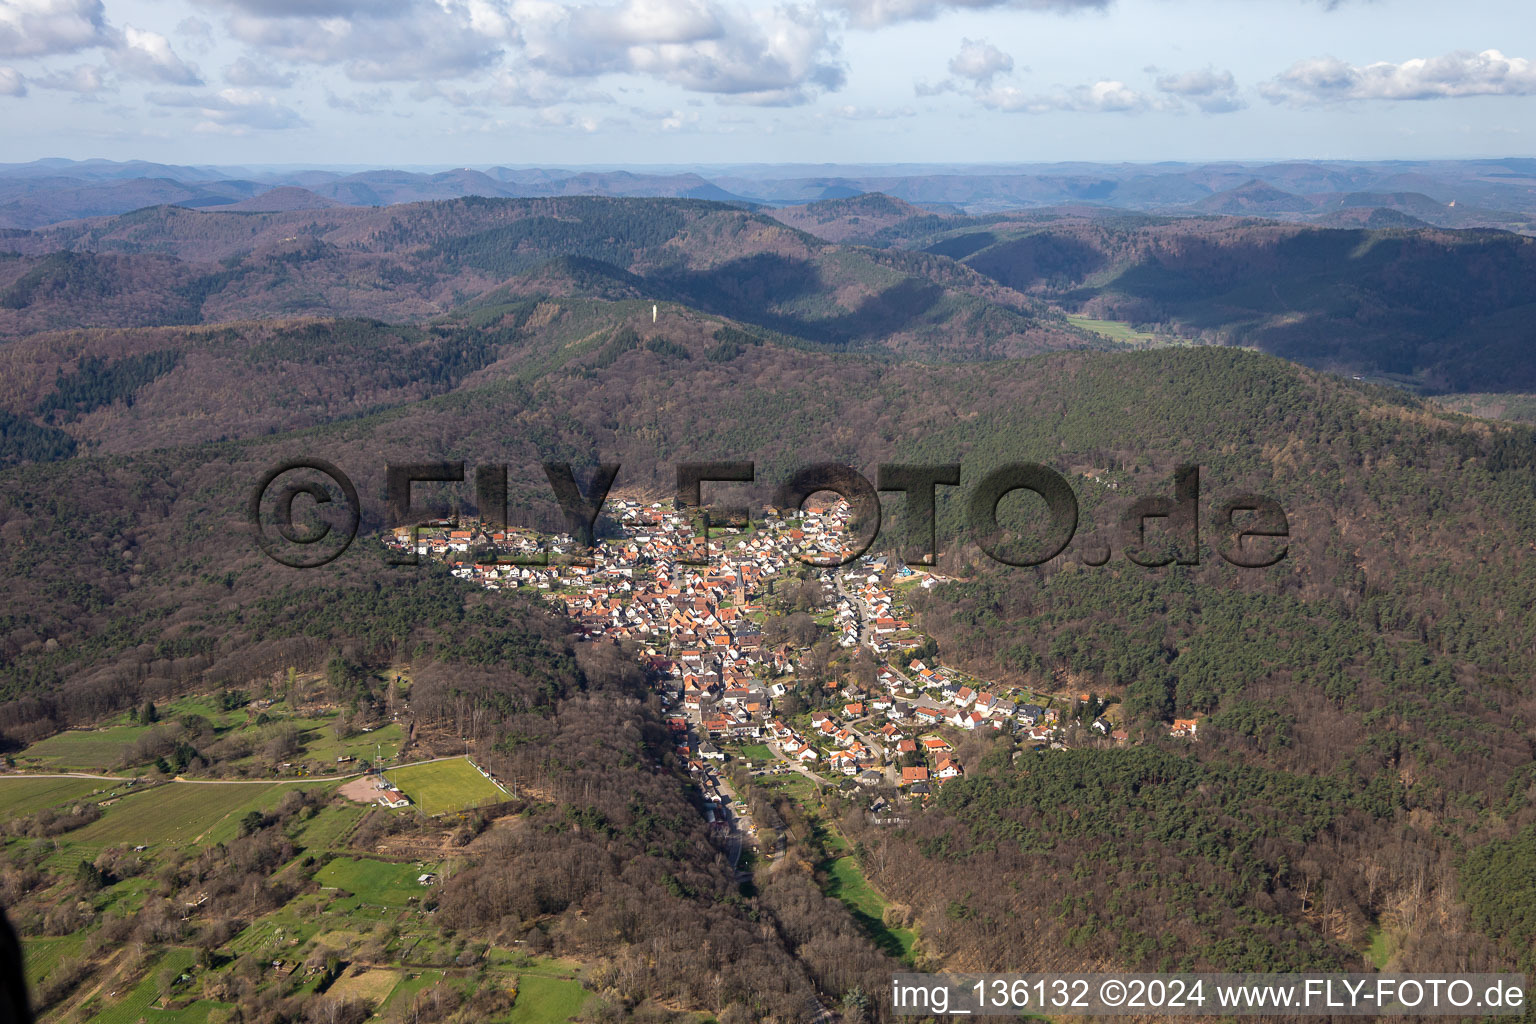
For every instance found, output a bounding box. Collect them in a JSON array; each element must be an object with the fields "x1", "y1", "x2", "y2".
[{"x1": 385, "y1": 758, "x2": 505, "y2": 816}]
